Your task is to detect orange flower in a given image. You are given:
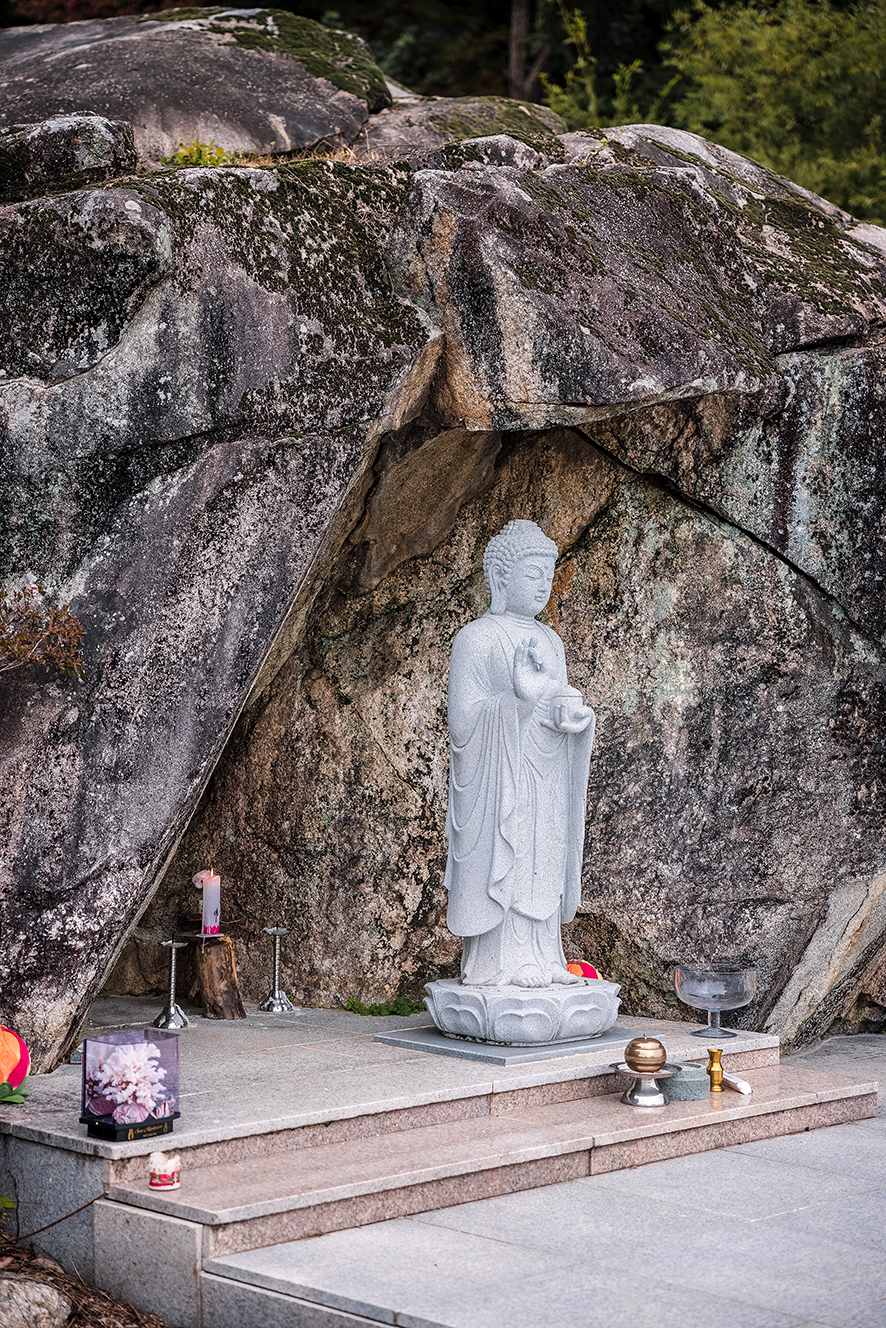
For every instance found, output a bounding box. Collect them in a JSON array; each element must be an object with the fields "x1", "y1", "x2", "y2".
[{"x1": 0, "y1": 1027, "x2": 29, "y2": 1088}]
